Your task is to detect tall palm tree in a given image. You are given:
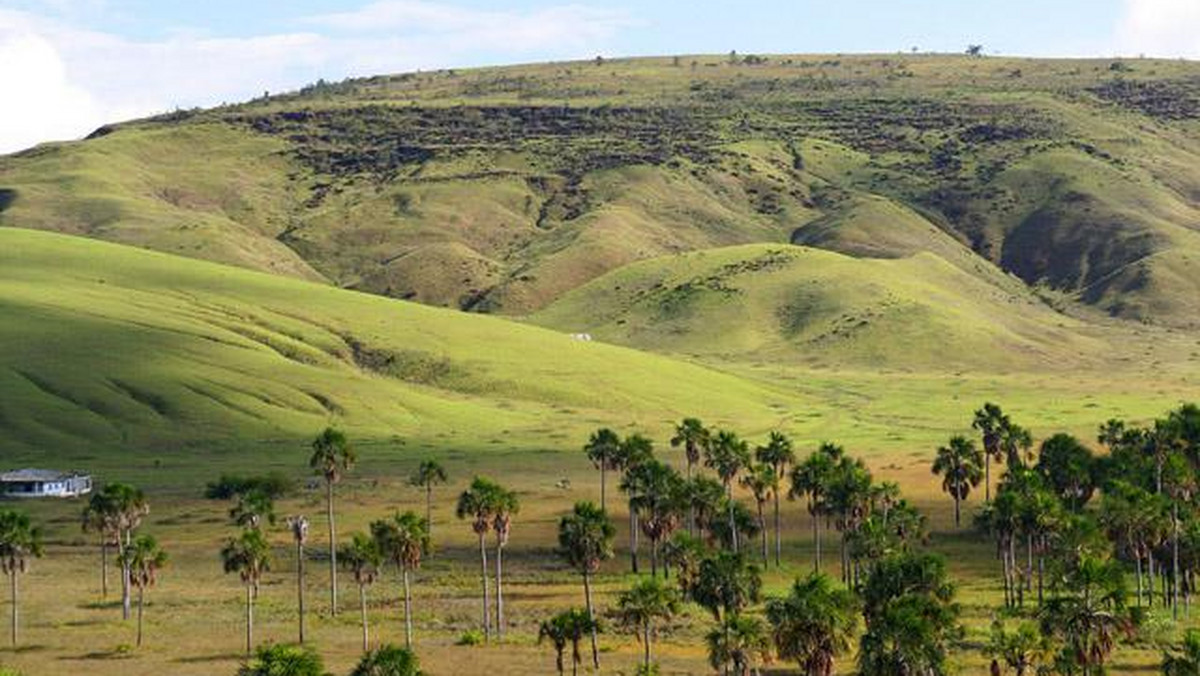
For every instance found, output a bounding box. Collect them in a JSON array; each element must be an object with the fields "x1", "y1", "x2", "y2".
[
  {"x1": 973, "y1": 402, "x2": 1008, "y2": 502},
  {"x1": 0, "y1": 510, "x2": 42, "y2": 646},
  {"x1": 1038, "y1": 556, "x2": 1135, "y2": 676},
  {"x1": 539, "y1": 608, "x2": 597, "y2": 676},
  {"x1": 584, "y1": 428, "x2": 622, "y2": 512},
  {"x1": 340, "y1": 531, "x2": 383, "y2": 652},
  {"x1": 705, "y1": 429, "x2": 752, "y2": 553},
  {"x1": 456, "y1": 476, "x2": 500, "y2": 641},
  {"x1": 92, "y1": 483, "x2": 149, "y2": 620},
  {"x1": 372, "y1": 511, "x2": 429, "y2": 648},
  {"x1": 286, "y1": 515, "x2": 310, "y2": 644},
  {"x1": 707, "y1": 614, "x2": 771, "y2": 676},
  {"x1": 617, "y1": 576, "x2": 681, "y2": 672},
  {"x1": 741, "y1": 464, "x2": 775, "y2": 565},
  {"x1": 756, "y1": 431, "x2": 795, "y2": 567},
  {"x1": 682, "y1": 475, "x2": 726, "y2": 546},
  {"x1": 309, "y1": 426, "x2": 355, "y2": 616},
  {"x1": 999, "y1": 421, "x2": 1034, "y2": 472},
  {"x1": 766, "y1": 572, "x2": 858, "y2": 676},
  {"x1": 790, "y1": 444, "x2": 841, "y2": 573},
  {"x1": 985, "y1": 619, "x2": 1053, "y2": 676},
  {"x1": 692, "y1": 551, "x2": 763, "y2": 622},
  {"x1": 932, "y1": 435, "x2": 984, "y2": 527},
  {"x1": 408, "y1": 460, "x2": 447, "y2": 545},
  {"x1": 221, "y1": 528, "x2": 271, "y2": 654},
  {"x1": 623, "y1": 459, "x2": 685, "y2": 577},
  {"x1": 81, "y1": 490, "x2": 120, "y2": 599},
  {"x1": 491, "y1": 483, "x2": 519, "y2": 641},
  {"x1": 121, "y1": 534, "x2": 167, "y2": 648},
  {"x1": 557, "y1": 501, "x2": 615, "y2": 670},
  {"x1": 671, "y1": 417, "x2": 710, "y2": 481},
  {"x1": 618, "y1": 433, "x2": 655, "y2": 573}
]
